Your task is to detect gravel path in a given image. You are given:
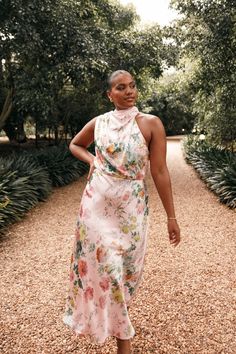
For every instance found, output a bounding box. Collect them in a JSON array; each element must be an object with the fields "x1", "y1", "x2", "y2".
[{"x1": 0, "y1": 138, "x2": 235, "y2": 354}]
